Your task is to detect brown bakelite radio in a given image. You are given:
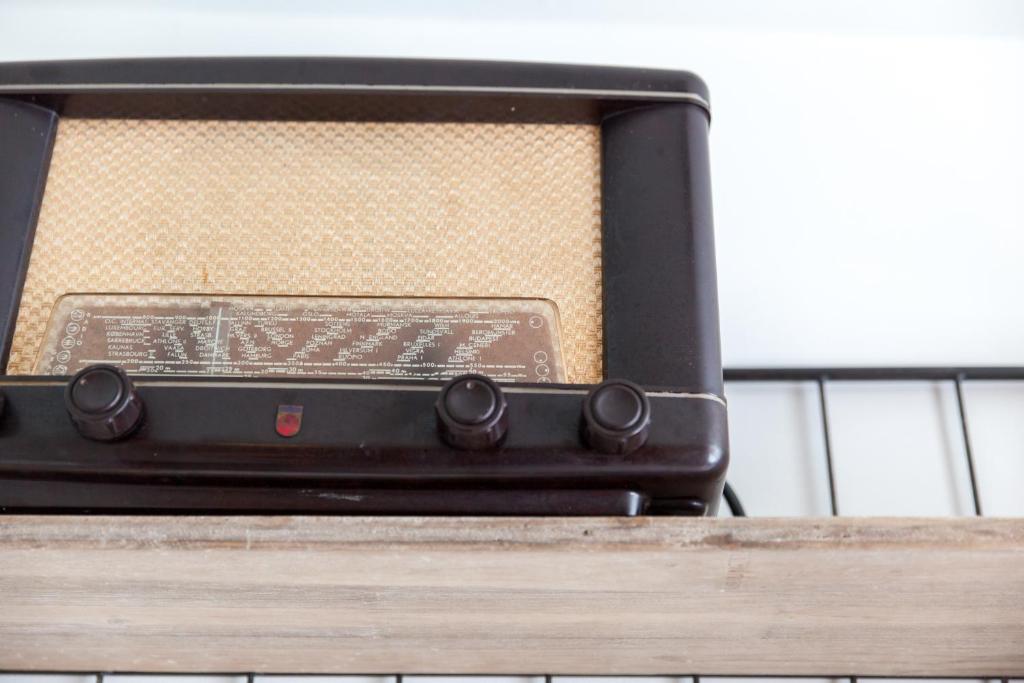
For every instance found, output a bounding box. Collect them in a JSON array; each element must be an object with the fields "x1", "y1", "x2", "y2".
[{"x1": 0, "y1": 58, "x2": 727, "y2": 515}]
